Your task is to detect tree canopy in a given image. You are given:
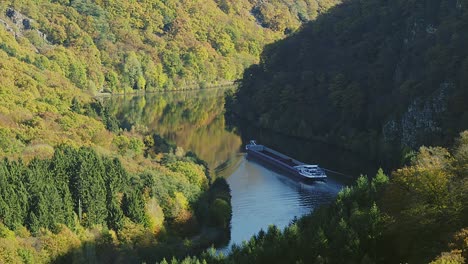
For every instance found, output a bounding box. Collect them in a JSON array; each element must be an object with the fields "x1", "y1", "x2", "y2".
[
  {"x1": 234, "y1": 0, "x2": 468, "y2": 168},
  {"x1": 0, "y1": 0, "x2": 340, "y2": 93}
]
